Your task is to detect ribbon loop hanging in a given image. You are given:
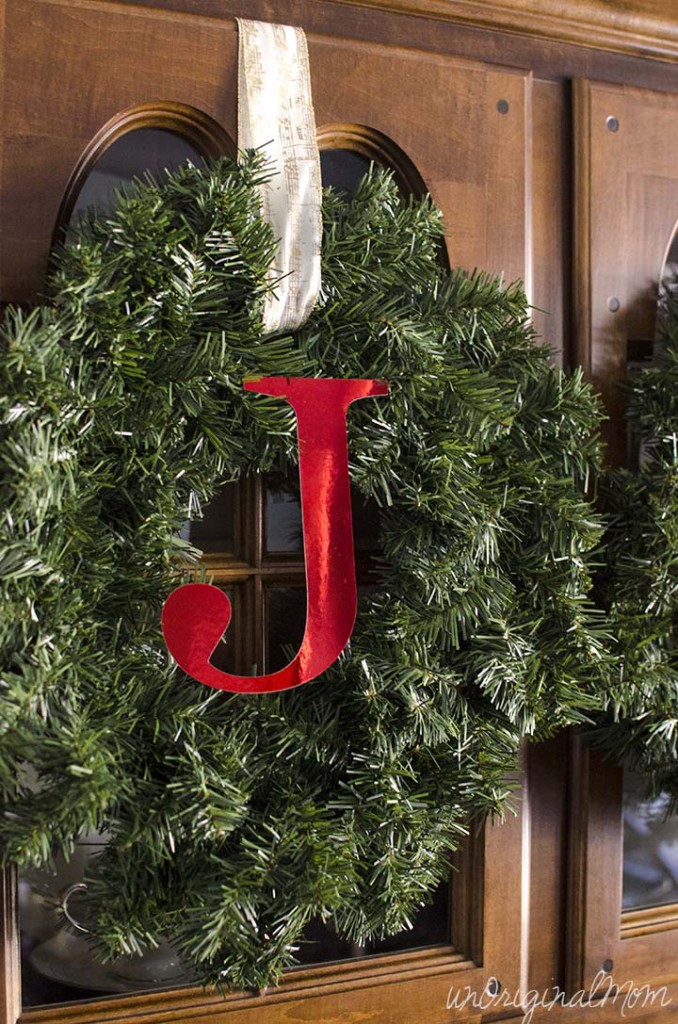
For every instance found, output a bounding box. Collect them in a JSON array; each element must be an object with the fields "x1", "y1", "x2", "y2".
[{"x1": 237, "y1": 19, "x2": 322, "y2": 334}]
